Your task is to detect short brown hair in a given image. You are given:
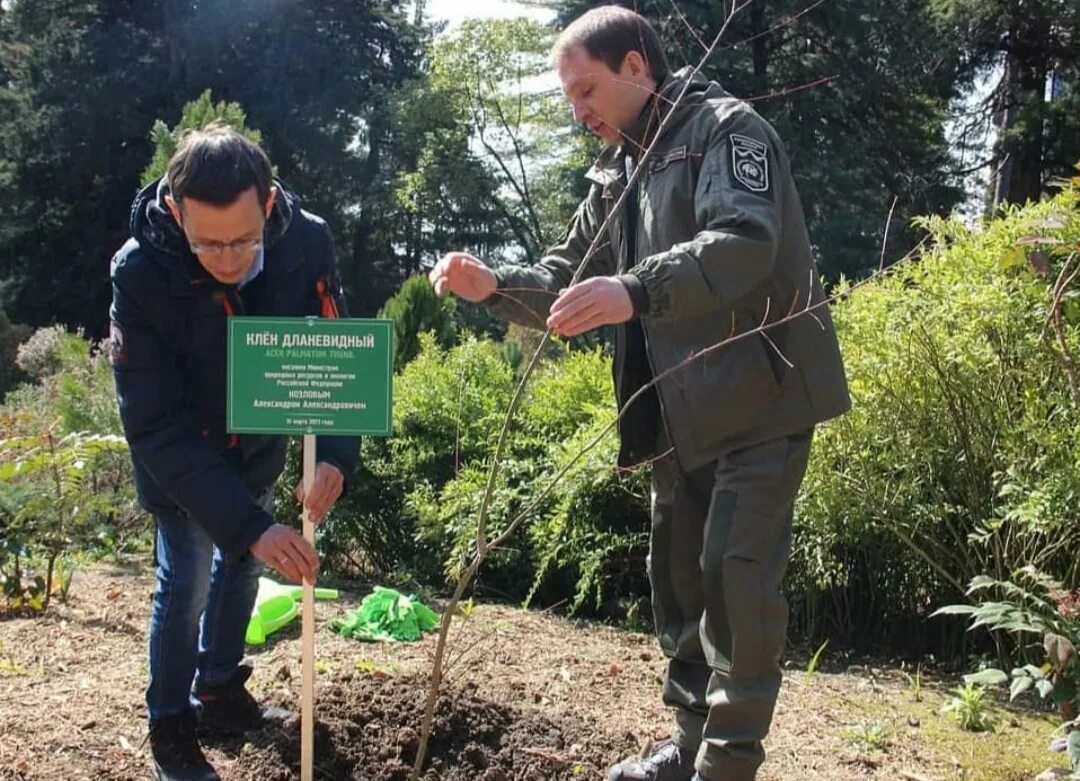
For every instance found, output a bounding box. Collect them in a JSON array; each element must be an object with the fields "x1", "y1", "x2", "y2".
[
  {"x1": 167, "y1": 121, "x2": 273, "y2": 207},
  {"x1": 554, "y1": 5, "x2": 669, "y2": 84}
]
